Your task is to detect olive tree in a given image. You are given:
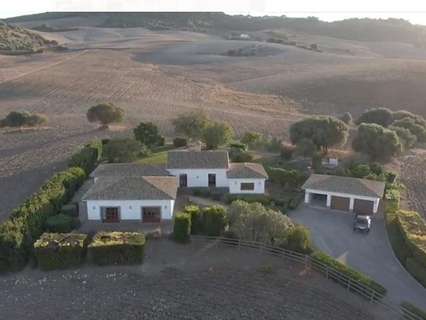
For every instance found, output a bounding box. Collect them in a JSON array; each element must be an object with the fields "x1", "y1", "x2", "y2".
[
  {"x1": 87, "y1": 103, "x2": 124, "y2": 128},
  {"x1": 202, "y1": 121, "x2": 234, "y2": 149},
  {"x1": 289, "y1": 116, "x2": 348, "y2": 152},
  {"x1": 392, "y1": 117, "x2": 426, "y2": 143},
  {"x1": 389, "y1": 126, "x2": 417, "y2": 150},
  {"x1": 103, "y1": 139, "x2": 146, "y2": 163},
  {"x1": 172, "y1": 110, "x2": 210, "y2": 140},
  {"x1": 133, "y1": 122, "x2": 164, "y2": 148},
  {"x1": 355, "y1": 107, "x2": 394, "y2": 127},
  {"x1": 352, "y1": 123, "x2": 402, "y2": 161},
  {"x1": 0, "y1": 111, "x2": 47, "y2": 128}
]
